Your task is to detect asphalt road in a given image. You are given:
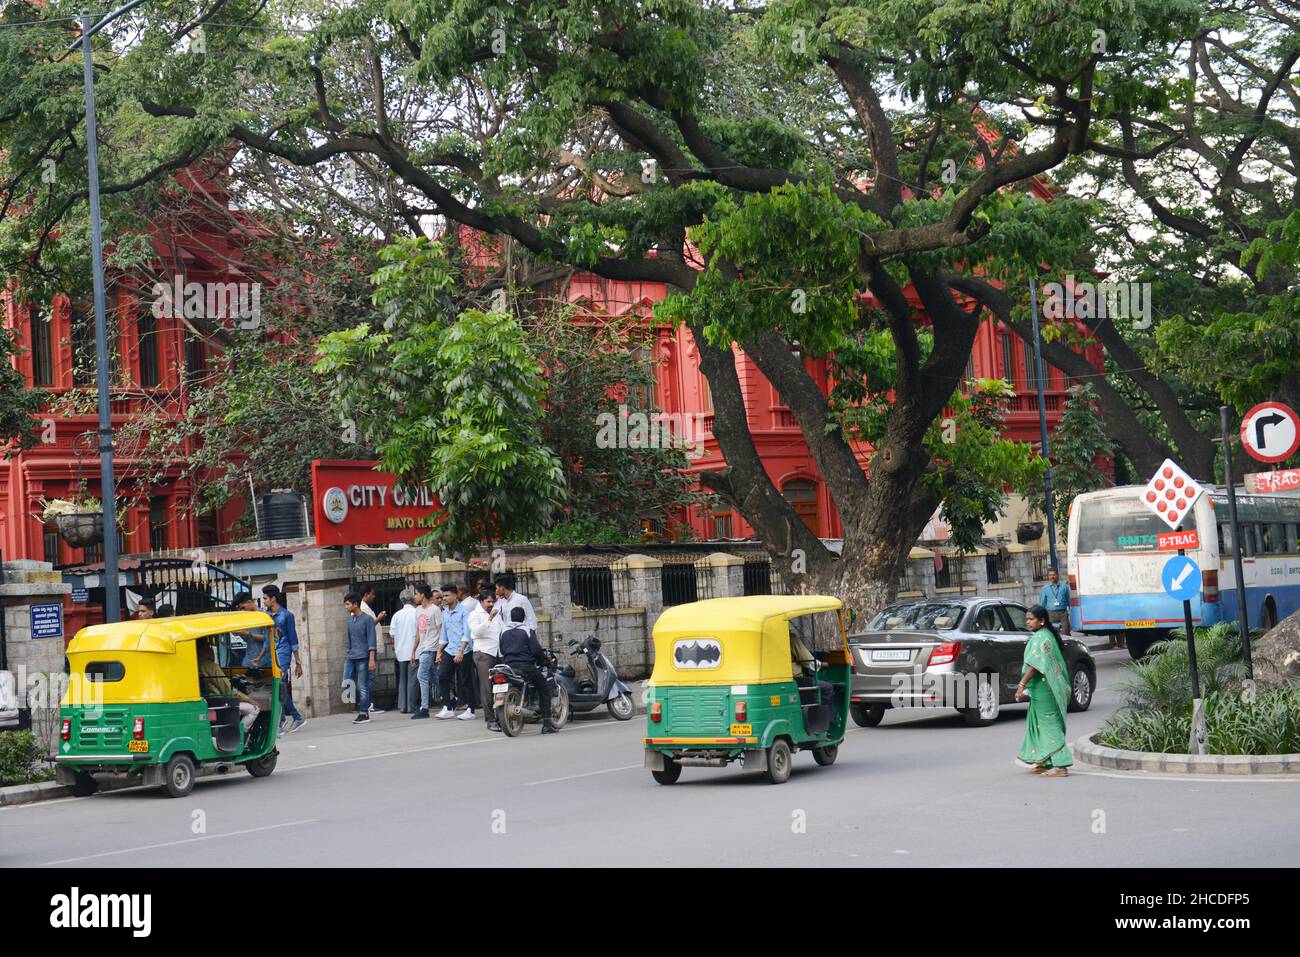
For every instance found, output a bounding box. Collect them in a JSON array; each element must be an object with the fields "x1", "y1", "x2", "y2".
[{"x1": 4, "y1": 647, "x2": 1297, "y2": 867}]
